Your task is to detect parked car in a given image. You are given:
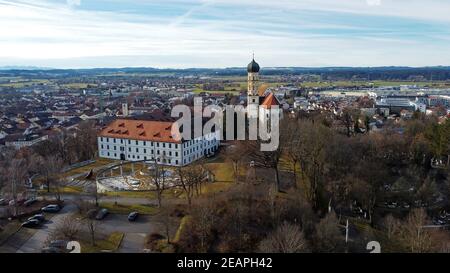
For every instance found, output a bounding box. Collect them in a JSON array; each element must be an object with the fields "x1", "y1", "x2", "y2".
[
  {"x1": 386, "y1": 202, "x2": 398, "y2": 209},
  {"x1": 49, "y1": 240, "x2": 69, "y2": 250},
  {"x1": 28, "y1": 214, "x2": 45, "y2": 223},
  {"x1": 41, "y1": 247, "x2": 64, "y2": 253},
  {"x1": 21, "y1": 219, "x2": 40, "y2": 228},
  {"x1": 128, "y1": 211, "x2": 139, "y2": 221},
  {"x1": 0, "y1": 198, "x2": 8, "y2": 206},
  {"x1": 434, "y1": 219, "x2": 447, "y2": 226},
  {"x1": 95, "y1": 208, "x2": 109, "y2": 220},
  {"x1": 401, "y1": 202, "x2": 411, "y2": 209},
  {"x1": 24, "y1": 198, "x2": 37, "y2": 207},
  {"x1": 41, "y1": 204, "x2": 61, "y2": 213},
  {"x1": 87, "y1": 208, "x2": 98, "y2": 219}
]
